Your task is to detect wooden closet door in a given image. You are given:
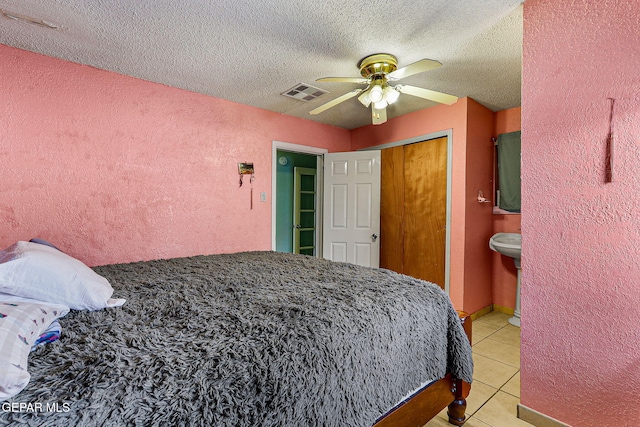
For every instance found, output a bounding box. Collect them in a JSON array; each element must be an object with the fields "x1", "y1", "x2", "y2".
[
  {"x1": 380, "y1": 146, "x2": 404, "y2": 273},
  {"x1": 402, "y1": 137, "x2": 448, "y2": 288}
]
